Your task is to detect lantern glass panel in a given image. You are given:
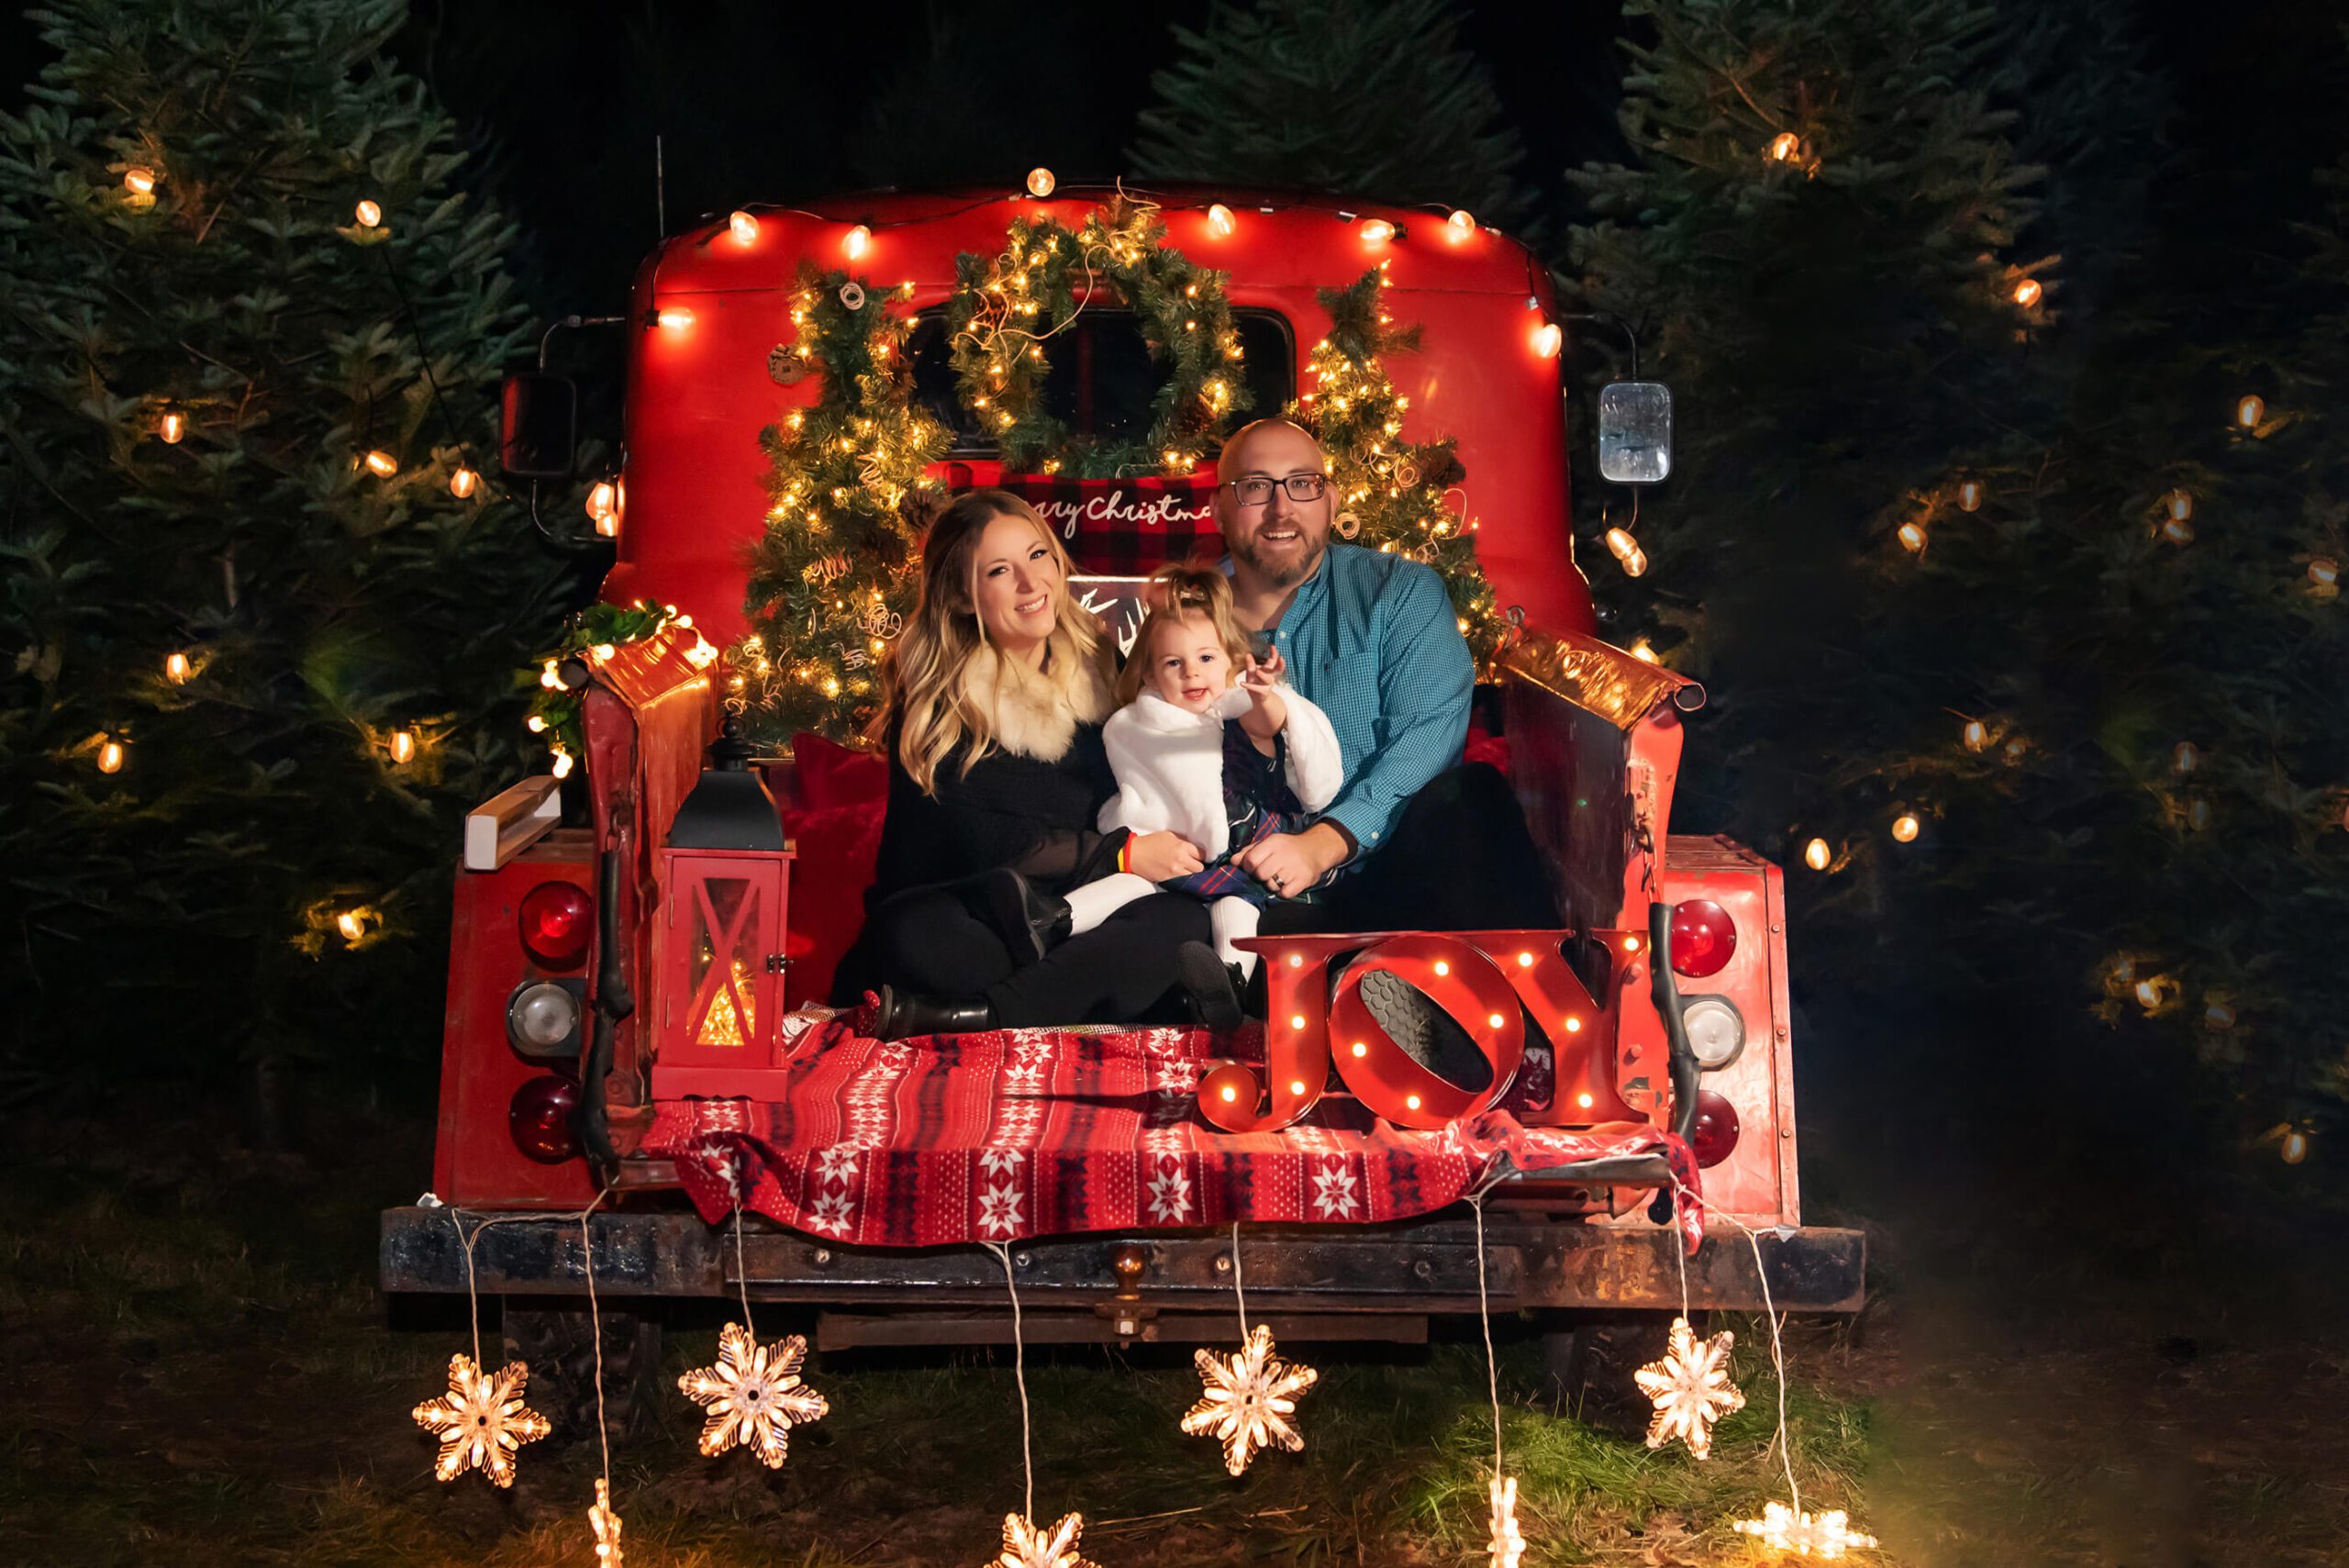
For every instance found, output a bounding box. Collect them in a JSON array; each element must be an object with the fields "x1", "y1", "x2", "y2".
[{"x1": 689, "y1": 876, "x2": 763, "y2": 1050}]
